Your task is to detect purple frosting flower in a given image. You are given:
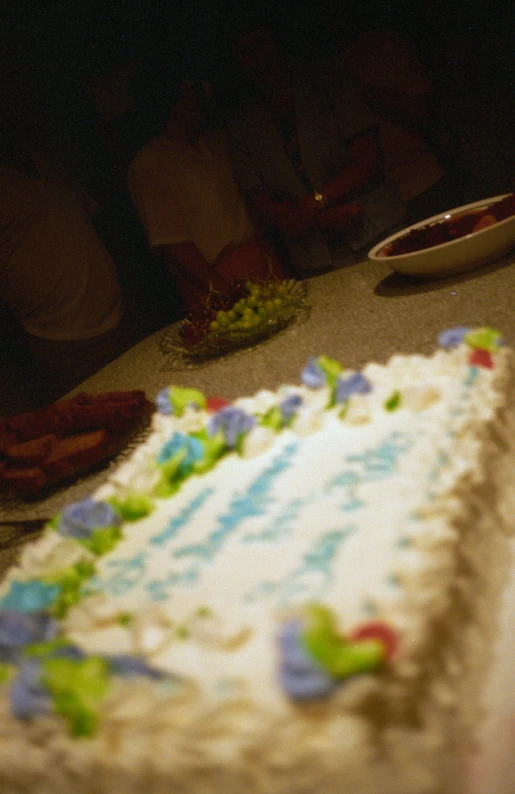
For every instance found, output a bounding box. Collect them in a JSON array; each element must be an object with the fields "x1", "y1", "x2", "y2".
[
  {"x1": 277, "y1": 619, "x2": 334, "y2": 701},
  {"x1": 301, "y1": 358, "x2": 326, "y2": 389},
  {"x1": 156, "y1": 387, "x2": 173, "y2": 415},
  {"x1": 280, "y1": 394, "x2": 303, "y2": 421},
  {"x1": 107, "y1": 655, "x2": 166, "y2": 679},
  {"x1": 47, "y1": 645, "x2": 86, "y2": 661},
  {"x1": 335, "y1": 372, "x2": 372, "y2": 404},
  {"x1": 58, "y1": 497, "x2": 121, "y2": 540},
  {"x1": 438, "y1": 327, "x2": 471, "y2": 349},
  {"x1": 0, "y1": 611, "x2": 58, "y2": 662},
  {"x1": 157, "y1": 432, "x2": 205, "y2": 474},
  {"x1": 207, "y1": 406, "x2": 255, "y2": 448},
  {"x1": 10, "y1": 659, "x2": 52, "y2": 719}
]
